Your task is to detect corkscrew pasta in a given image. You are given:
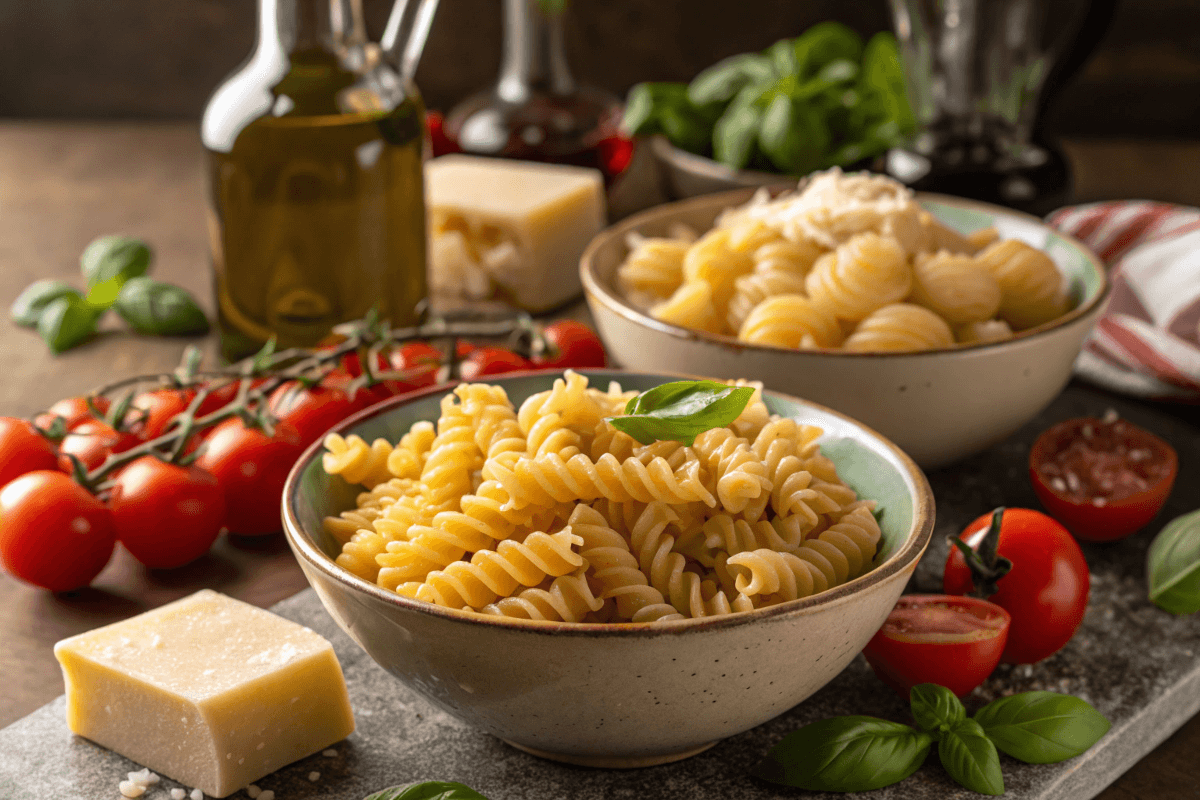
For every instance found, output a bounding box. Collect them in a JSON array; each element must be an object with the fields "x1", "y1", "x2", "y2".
[
  {"x1": 321, "y1": 372, "x2": 883, "y2": 623},
  {"x1": 613, "y1": 168, "x2": 1070, "y2": 352}
]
